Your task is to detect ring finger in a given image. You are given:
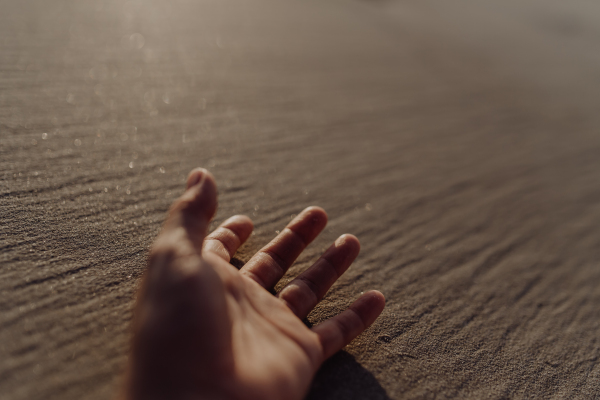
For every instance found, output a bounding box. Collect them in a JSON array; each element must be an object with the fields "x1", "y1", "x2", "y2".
[
  {"x1": 240, "y1": 206, "x2": 328, "y2": 290},
  {"x1": 277, "y1": 234, "x2": 360, "y2": 319}
]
